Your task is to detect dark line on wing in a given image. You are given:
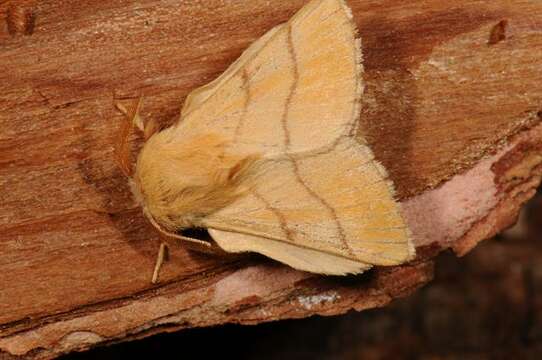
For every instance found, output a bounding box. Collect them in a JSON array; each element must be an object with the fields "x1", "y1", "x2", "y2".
[
  {"x1": 251, "y1": 190, "x2": 293, "y2": 241},
  {"x1": 282, "y1": 23, "x2": 356, "y2": 258},
  {"x1": 233, "y1": 69, "x2": 250, "y2": 140},
  {"x1": 282, "y1": 24, "x2": 296, "y2": 144}
]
